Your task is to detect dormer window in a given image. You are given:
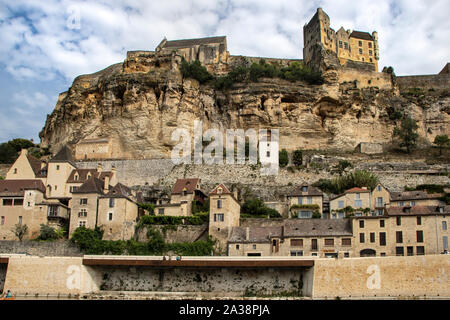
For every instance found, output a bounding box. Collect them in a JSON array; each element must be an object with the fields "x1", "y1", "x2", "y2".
[
  {"x1": 302, "y1": 186, "x2": 308, "y2": 192},
  {"x1": 87, "y1": 173, "x2": 91, "y2": 179},
  {"x1": 217, "y1": 187, "x2": 223, "y2": 194},
  {"x1": 74, "y1": 174, "x2": 79, "y2": 181}
]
